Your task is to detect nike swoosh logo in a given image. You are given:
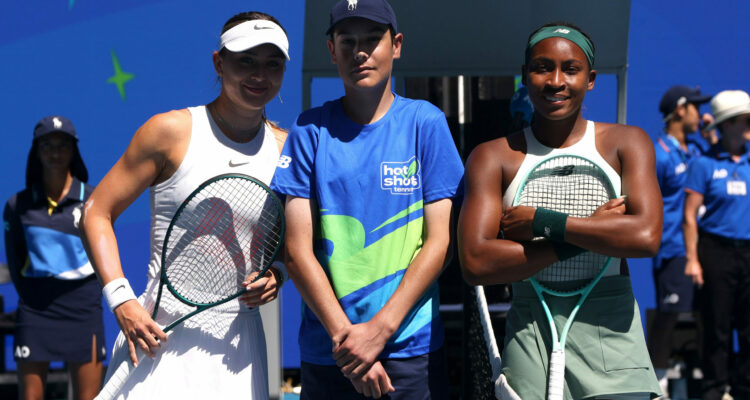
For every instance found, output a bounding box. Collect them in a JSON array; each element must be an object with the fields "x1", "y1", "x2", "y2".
[
  {"x1": 254, "y1": 26, "x2": 273, "y2": 30},
  {"x1": 229, "y1": 160, "x2": 250, "y2": 167}
]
